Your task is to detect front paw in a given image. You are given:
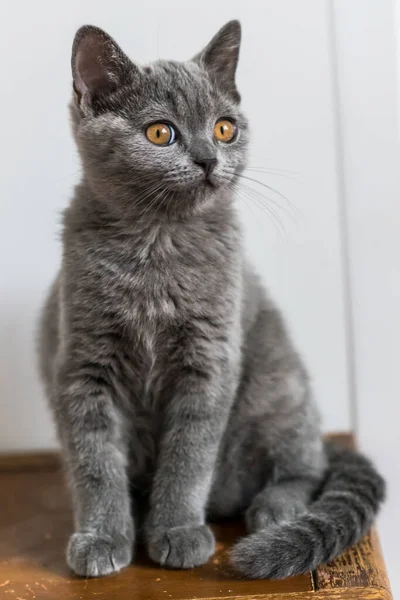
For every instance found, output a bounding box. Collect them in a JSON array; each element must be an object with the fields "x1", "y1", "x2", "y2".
[
  {"x1": 147, "y1": 525, "x2": 215, "y2": 569},
  {"x1": 67, "y1": 532, "x2": 133, "y2": 577}
]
